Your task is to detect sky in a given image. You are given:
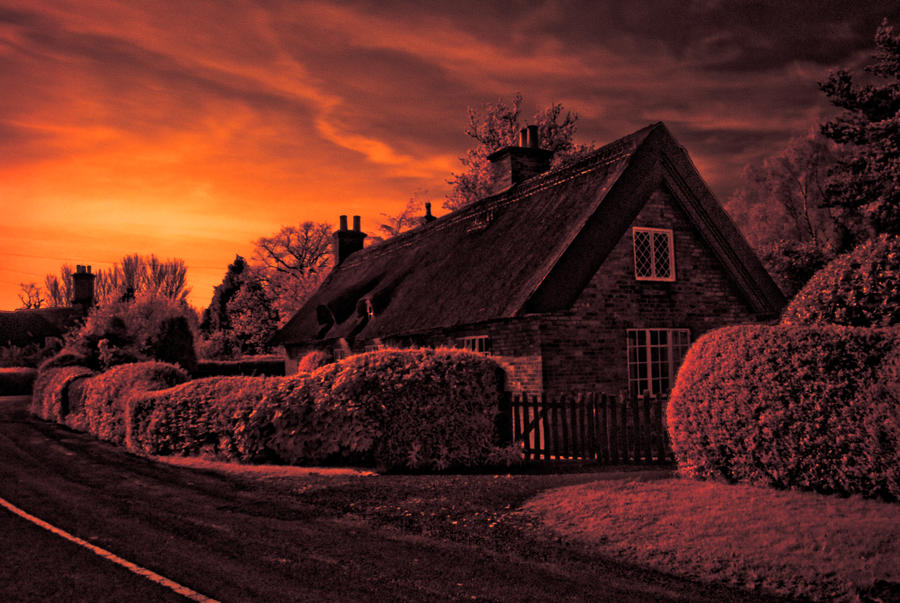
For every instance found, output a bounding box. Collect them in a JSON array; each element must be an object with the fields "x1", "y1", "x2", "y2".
[{"x1": 1, "y1": 1, "x2": 897, "y2": 311}]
